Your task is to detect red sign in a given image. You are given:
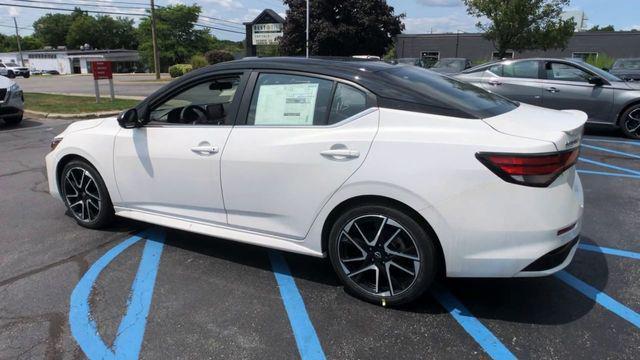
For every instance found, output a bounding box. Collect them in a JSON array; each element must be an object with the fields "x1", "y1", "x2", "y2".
[{"x1": 92, "y1": 61, "x2": 113, "y2": 80}]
